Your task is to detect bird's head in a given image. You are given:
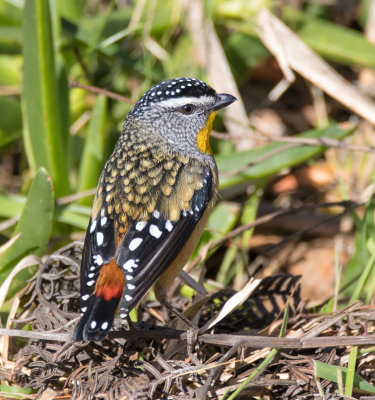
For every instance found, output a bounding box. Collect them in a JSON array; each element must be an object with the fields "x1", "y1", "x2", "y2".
[{"x1": 127, "y1": 77, "x2": 237, "y2": 156}]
